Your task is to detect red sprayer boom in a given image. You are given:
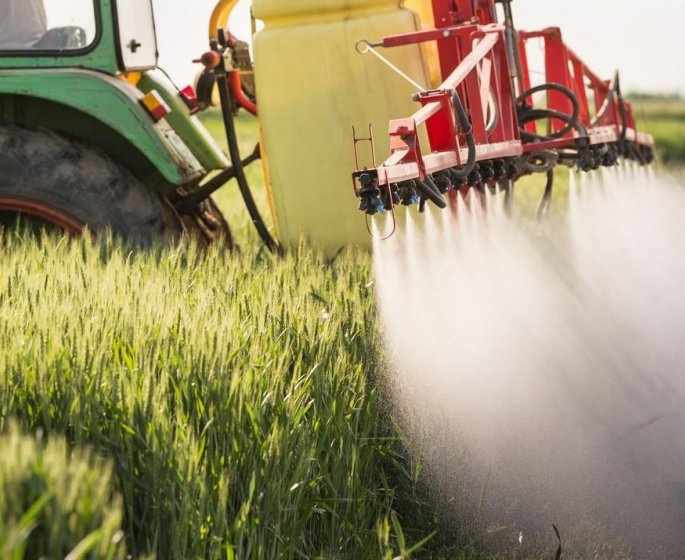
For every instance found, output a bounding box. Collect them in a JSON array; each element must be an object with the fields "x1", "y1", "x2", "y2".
[{"x1": 352, "y1": 0, "x2": 654, "y2": 219}]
